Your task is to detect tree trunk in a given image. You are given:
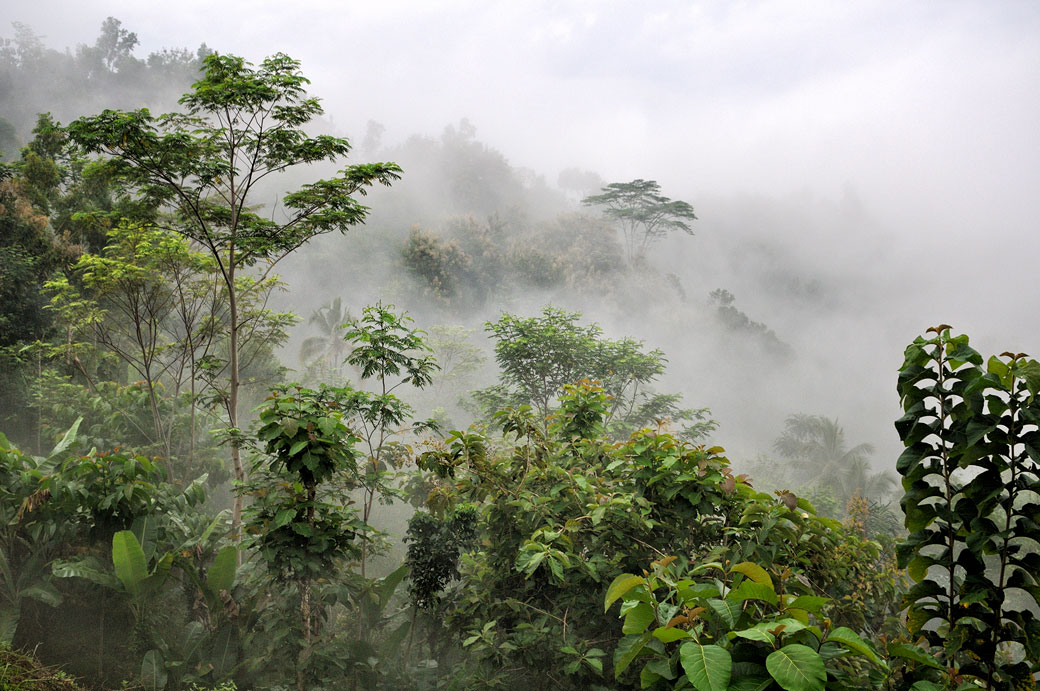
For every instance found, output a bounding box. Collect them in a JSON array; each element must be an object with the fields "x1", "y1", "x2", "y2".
[{"x1": 228, "y1": 262, "x2": 243, "y2": 541}]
